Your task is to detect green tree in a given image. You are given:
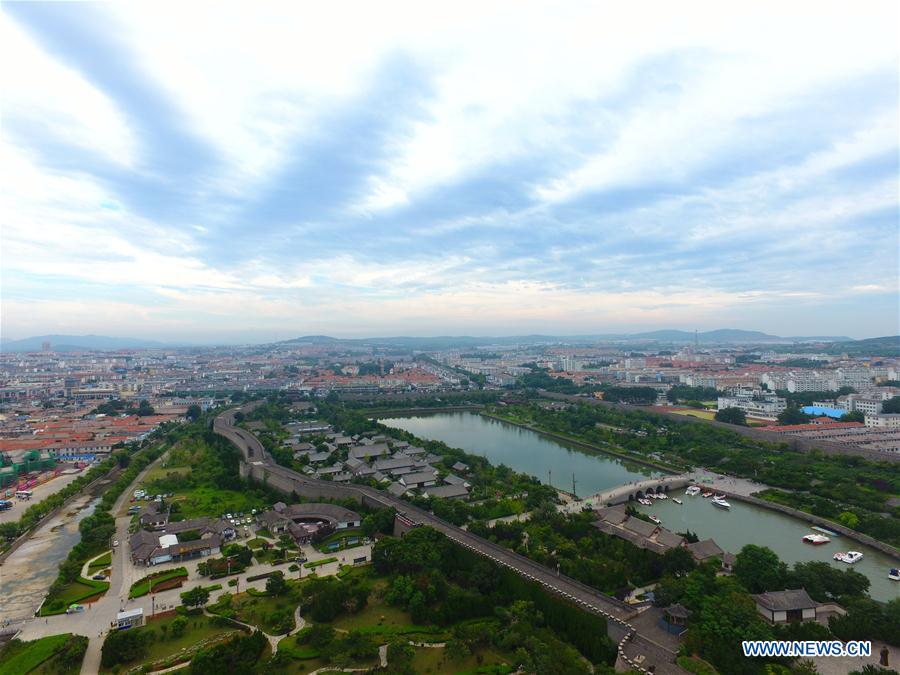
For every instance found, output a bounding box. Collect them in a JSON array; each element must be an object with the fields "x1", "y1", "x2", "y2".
[
  {"x1": 170, "y1": 615, "x2": 188, "y2": 638},
  {"x1": 838, "y1": 511, "x2": 860, "y2": 529},
  {"x1": 733, "y1": 545, "x2": 788, "y2": 594},
  {"x1": 101, "y1": 630, "x2": 149, "y2": 668},
  {"x1": 715, "y1": 407, "x2": 748, "y2": 426},
  {"x1": 186, "y1": 404, "x2": 202, "y2": 421},
  {"x1": 883, "y1": 396, "x2": 900, "y2": 414},
  {"x1": 844, "y1": 410, "x2": 865, "y2": 423},
  {"x1": 182, "y1": 585, "x2": 211, "y2": 609},
  {"x1": 777, "y1": 407, "x2": 810, "y2": 425},
  {"x1": 266, "y1": 571, "x2": 287, "y2": 596}
]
